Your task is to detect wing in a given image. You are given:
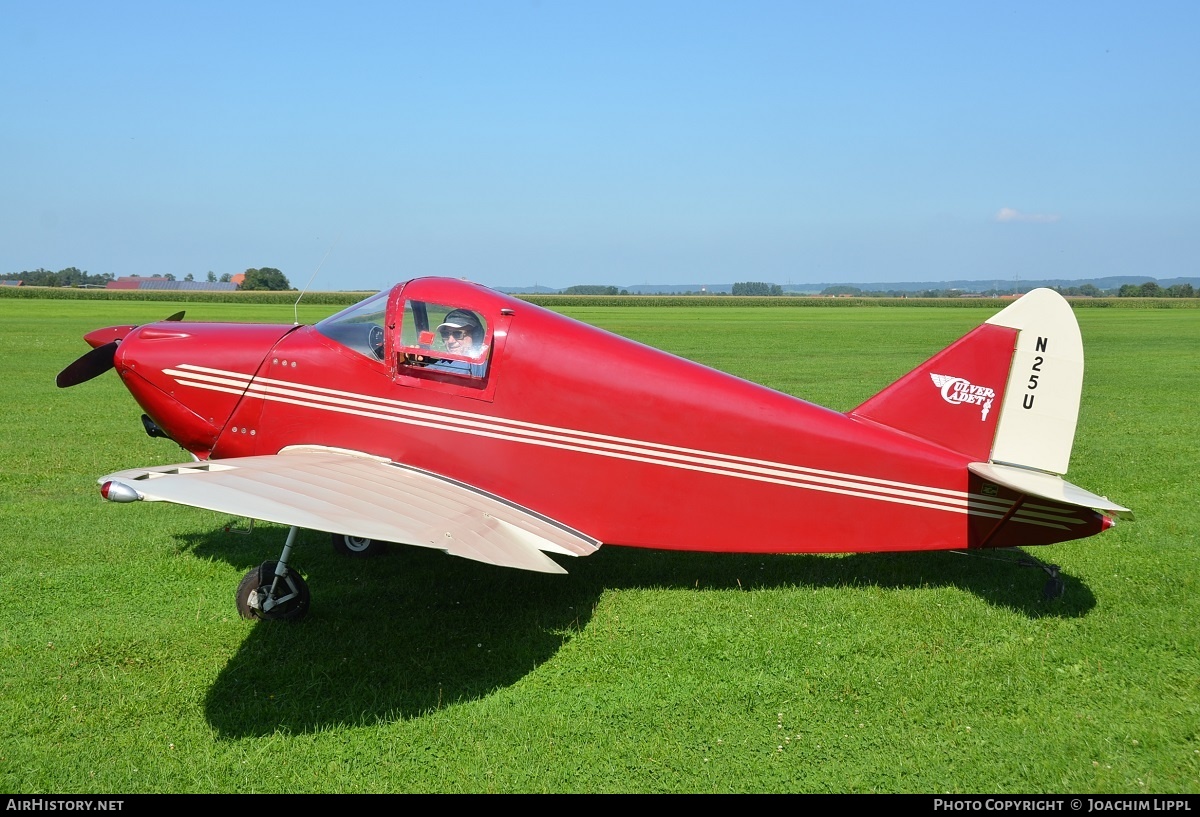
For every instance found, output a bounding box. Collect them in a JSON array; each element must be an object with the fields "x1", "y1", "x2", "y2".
[{"x1": 99, "y1": 445, "x2": 601, "y2": 574}]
